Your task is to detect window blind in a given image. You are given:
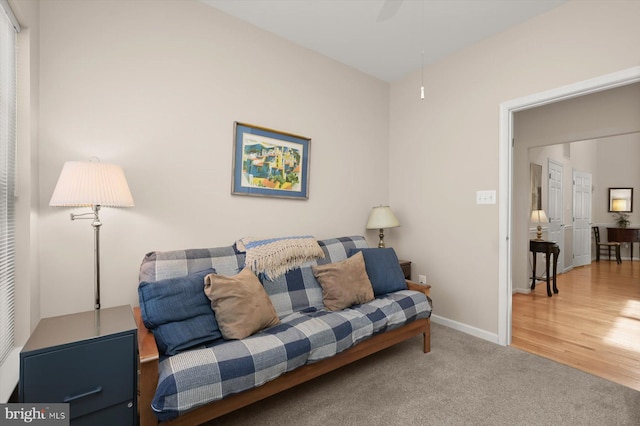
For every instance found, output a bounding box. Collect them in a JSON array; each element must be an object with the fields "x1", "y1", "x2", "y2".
[{"x1": 0, "y1": 0, "x2": 18, "y2": 369}]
